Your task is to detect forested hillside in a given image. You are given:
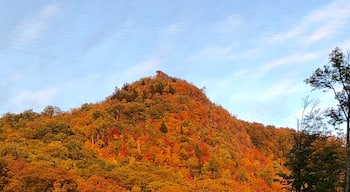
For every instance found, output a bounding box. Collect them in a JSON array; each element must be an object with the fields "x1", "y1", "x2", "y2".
[{"x1": 0, "y1": 71, "x2": 319, "y2": 191}]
